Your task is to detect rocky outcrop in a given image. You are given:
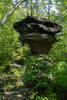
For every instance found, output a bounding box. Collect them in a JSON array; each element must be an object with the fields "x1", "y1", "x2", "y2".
[{"x1": 14, "y1": 16, "x2": 62, "y2": 54}]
